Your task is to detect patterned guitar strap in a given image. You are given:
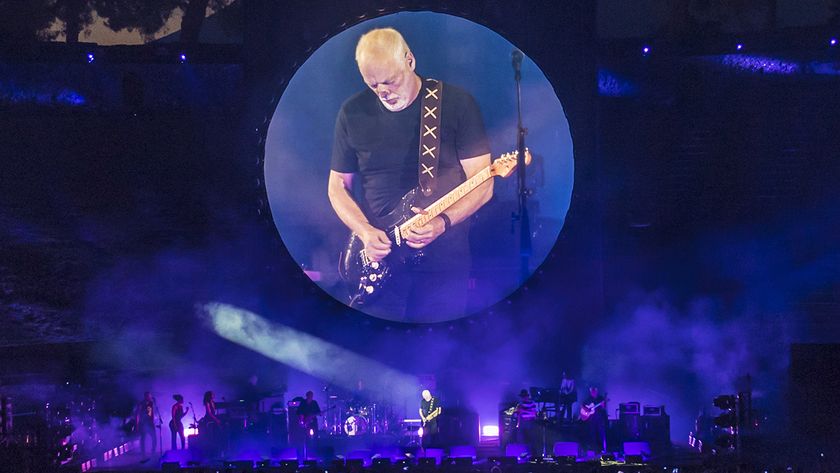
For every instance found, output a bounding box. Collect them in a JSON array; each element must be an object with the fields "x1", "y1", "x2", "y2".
[{"x1": 418, "y1": 78, "x2": 443, "y2": 197}]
